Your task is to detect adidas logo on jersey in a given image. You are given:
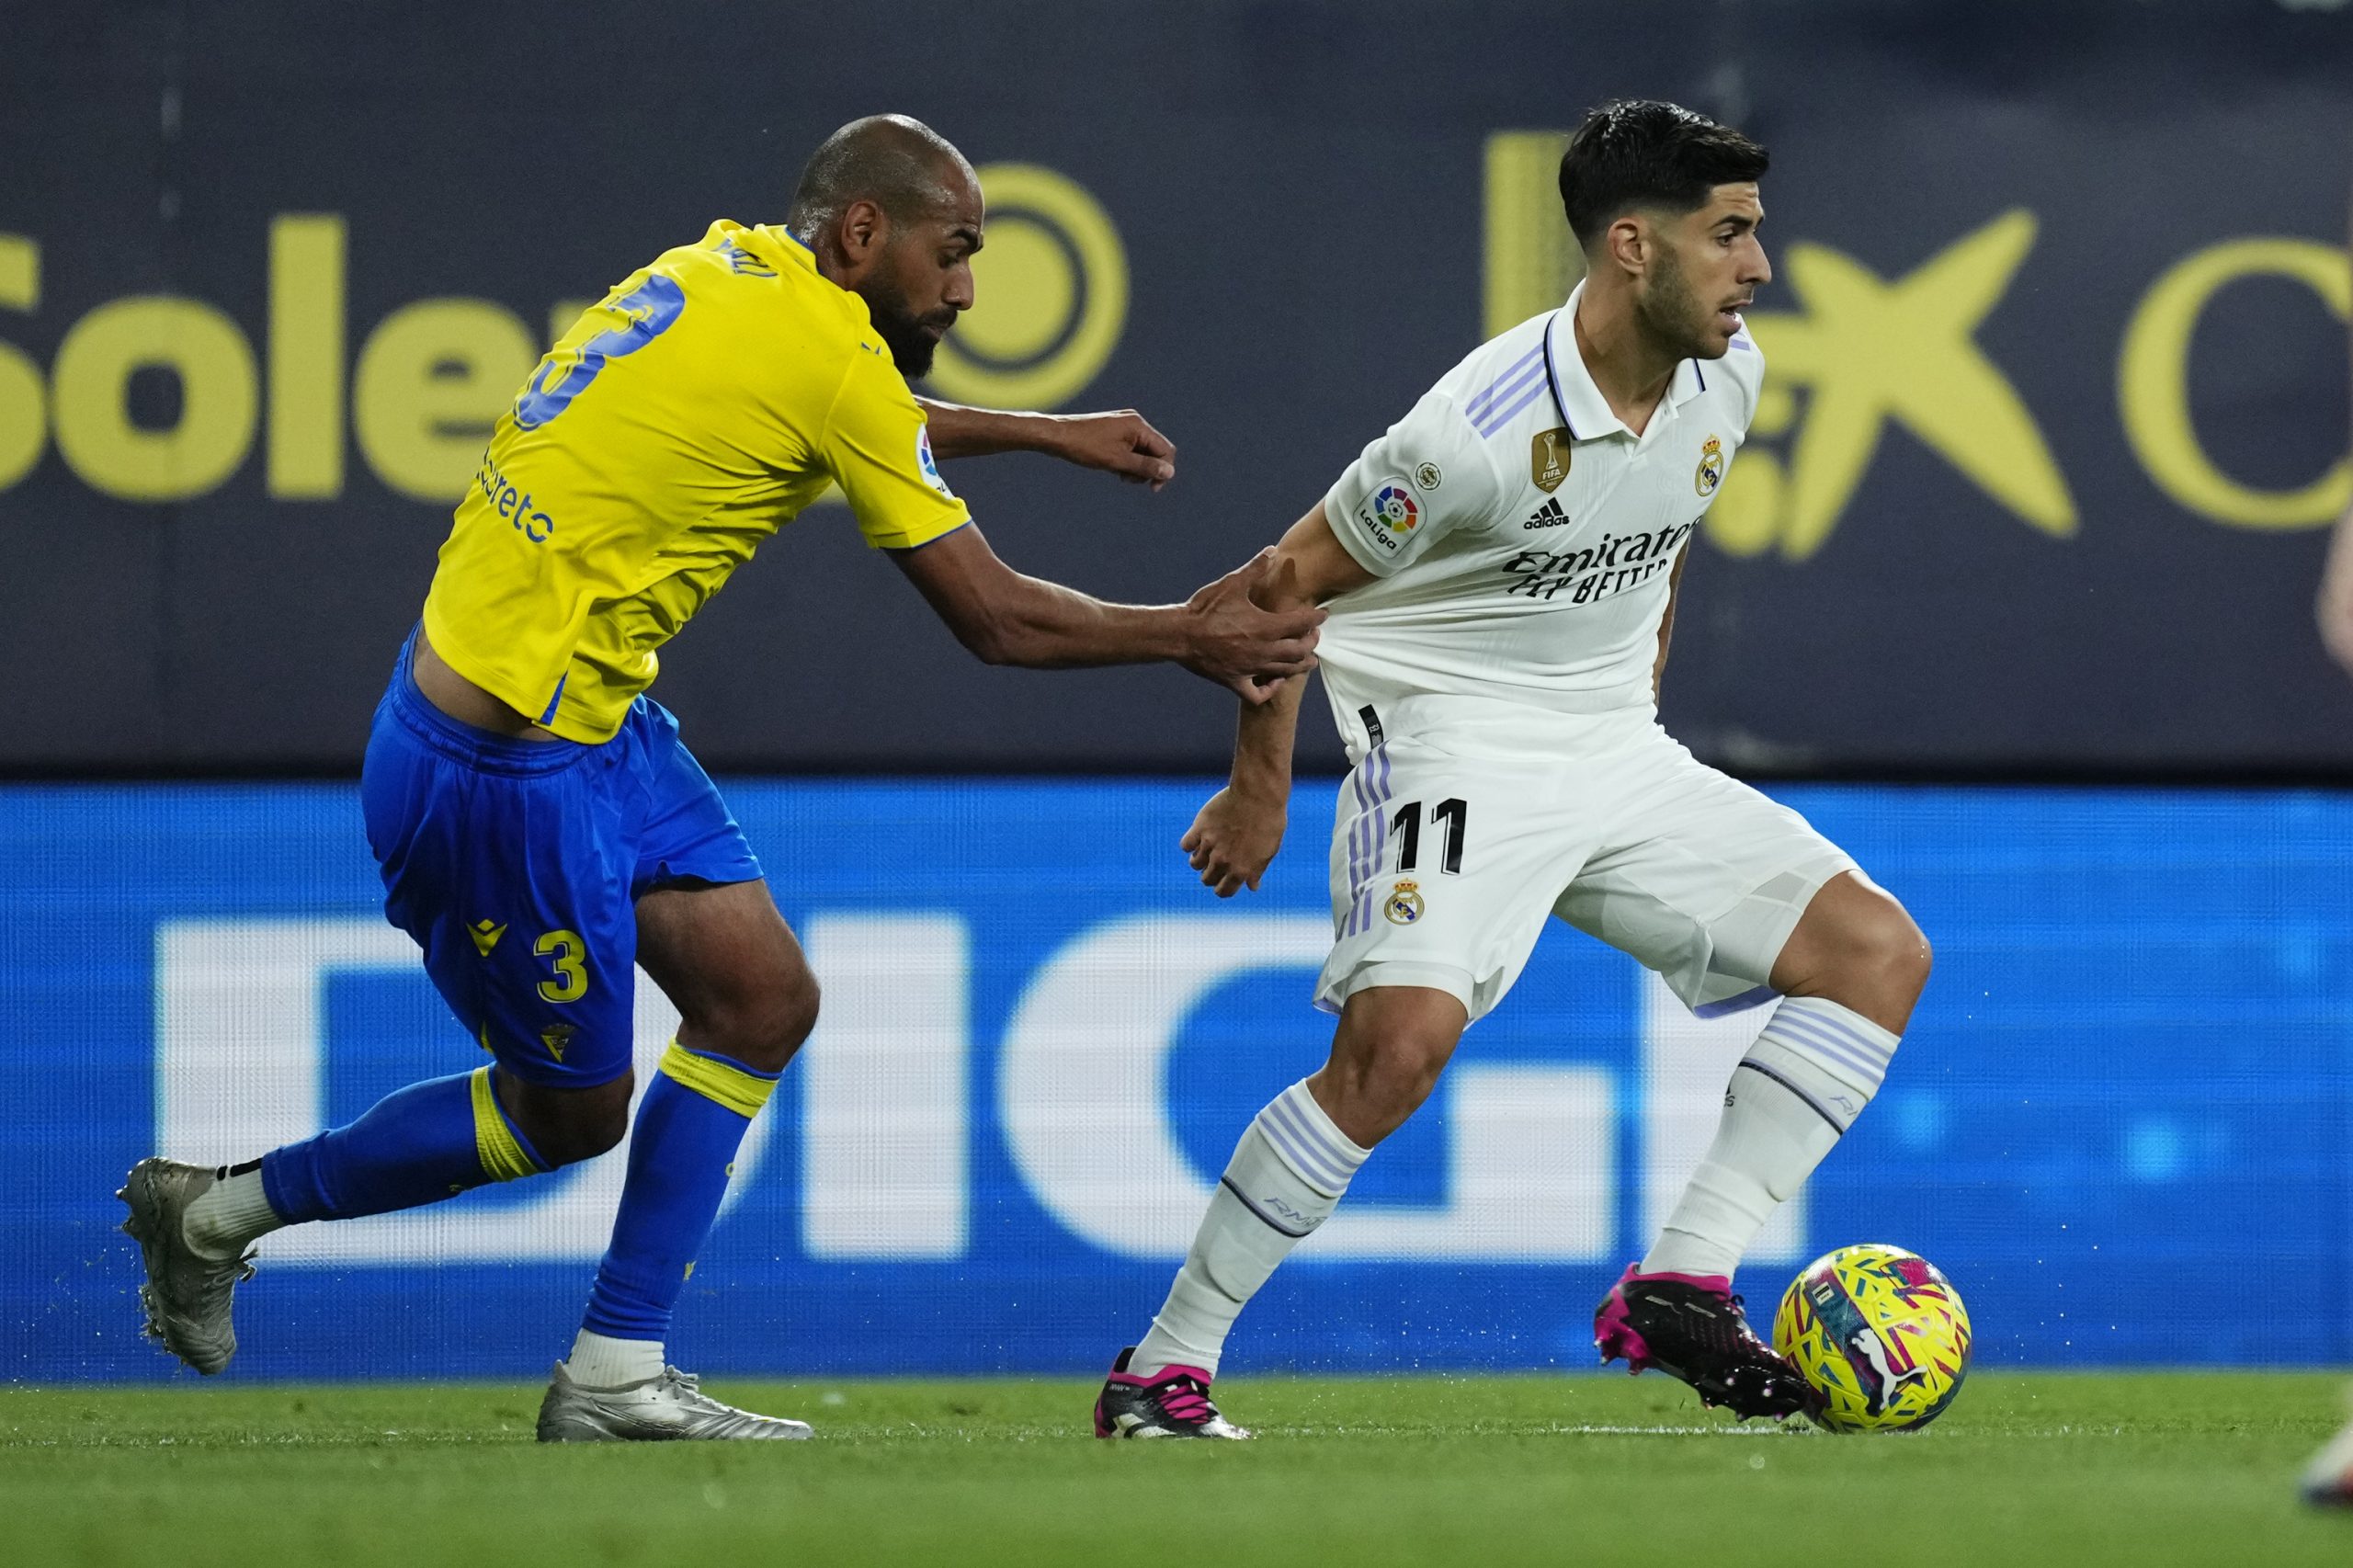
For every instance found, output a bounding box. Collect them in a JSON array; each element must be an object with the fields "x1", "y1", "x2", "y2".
[{"x1": 1521, "y1": 497, "x2": 1571, "y2": 530}]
